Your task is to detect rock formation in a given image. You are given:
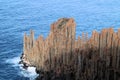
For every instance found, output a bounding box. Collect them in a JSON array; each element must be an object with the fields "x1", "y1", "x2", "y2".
[{"x1": 21, "y1": 18, "x2": 120, "y2": 80}]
